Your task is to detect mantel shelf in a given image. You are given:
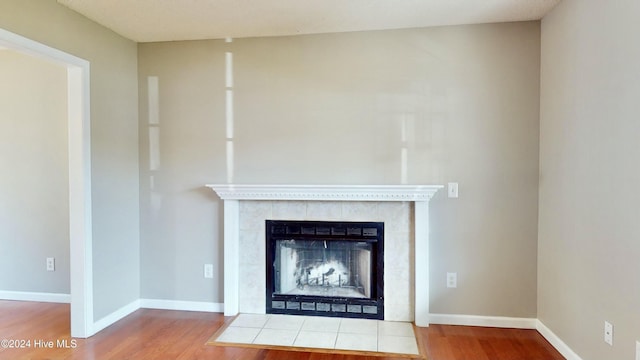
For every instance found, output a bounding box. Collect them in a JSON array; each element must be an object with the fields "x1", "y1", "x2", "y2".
[{"x1": 205, "y1": 184, "x2": 443, "y2": 202}]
